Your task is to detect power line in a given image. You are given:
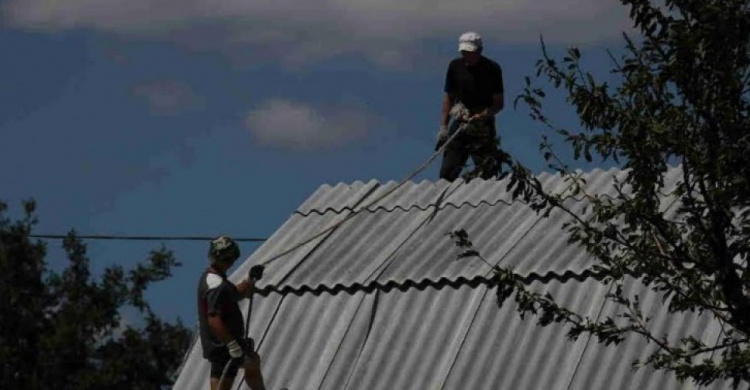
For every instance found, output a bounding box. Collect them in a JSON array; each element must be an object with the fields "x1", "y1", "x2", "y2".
[
  {"x1": 23, "y1": 123, "x2": 462, "y2": 252},
  {"x1": 28, "y1": 234, "x2": 267, "y2": 242}
]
